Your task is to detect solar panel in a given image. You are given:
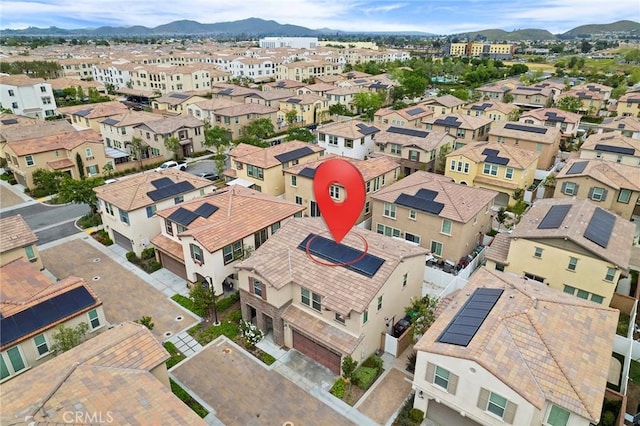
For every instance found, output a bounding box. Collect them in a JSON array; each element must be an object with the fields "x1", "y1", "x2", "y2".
[
  {"x1": 0, "y1": 286, "x2": 96, "y2": 347},
  {"x1": 287, "y1": 98, "x2": 302, "y2": 104},
  {"x1": 1, "y1": 118, "x2": 19, "y2": 125},
  {"x1": 584, "y1": 207, "x2": 615, "y2": 248},
  {"x1": 218, "y1": 88, "x2": 233, "y2": 95},
  {"x1": 298, "y1": 167, "x2": 316, "y2": 179},
  {"x1": 276, "y1": 81, "x2": 286, "y2": 87},
  {"x1": 538, "y1": 204, "x2": 571, "y2": 229},
  {"x1": 297, "y1": 233, "x2": 385, "y2": 278},
  {"x1": 504, "y1": 123, "x2": 548, "y2": 134},
  {"x1": 274, "y1": 146, "x2": 314, "y2": 163},
  {"x1": 433, "y1": 117, "x2": 462, "y2": 127},
  {"x1": 75, "y1": 108, "x2": 92, "y2": 117},
  {"x1": 576, "y1": 92, "x2": 592, "y2": 99},
  {"x1": 437, "y1": 288, "x2": 503, "y2": 346},
  {"x1": 544, "y1": 112, "x2": 565, "y2": 122},
  {"x1": 147, "y1": 181, "x2": 195, "y2": 202},
  {"x1": 150, "y1": 177, "x2": 174, "y2": 189},
  {"x1": 194, "y1": 202, "x2": 219, "y2": 218},
  {"x1": 102, "y1": 118, "x2": 119, "y2": 126},
  {"x1": 356, "y1": 123, "x2": 379, "y2": 136},
  {"x1": 482, "y1": 148, "x2": 499, "y2": 156},
  {"x1": 484, "y1": 155, "x2": 509, "y2": 166},
  {"x1": 395, "y1": 193, "x2": 444, "y2": 215},
  {"x1": 406, "y1": 107, "x2": 425, "y2": 116},
  {"x1": 594, "y1": 144, "x2": 635, "y2": 156},
  {"x1": 516, "y1": 86, "x2": 539, "y2": 91},
  {"x1": 566, "y1": 161, "x2": 588, "y2": 175},
  {"x1": 168, "y1": 207, "x2": 199, "y2": 226},
  {"x1": 618, "y1": 124, "x2": 626, "y2": 129},
  {"x1": 387, "y1": 126, "x2": 429, "y2": 138},
  {"x1": 169, "y1": 93, "x2": 189, "y2": 99},
  {"x1": 415, "y1": 188, "x2": 438, "y2": 200},
  {"x1": 471, "y1": 103, "x2": 491, "y2": 111}
]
